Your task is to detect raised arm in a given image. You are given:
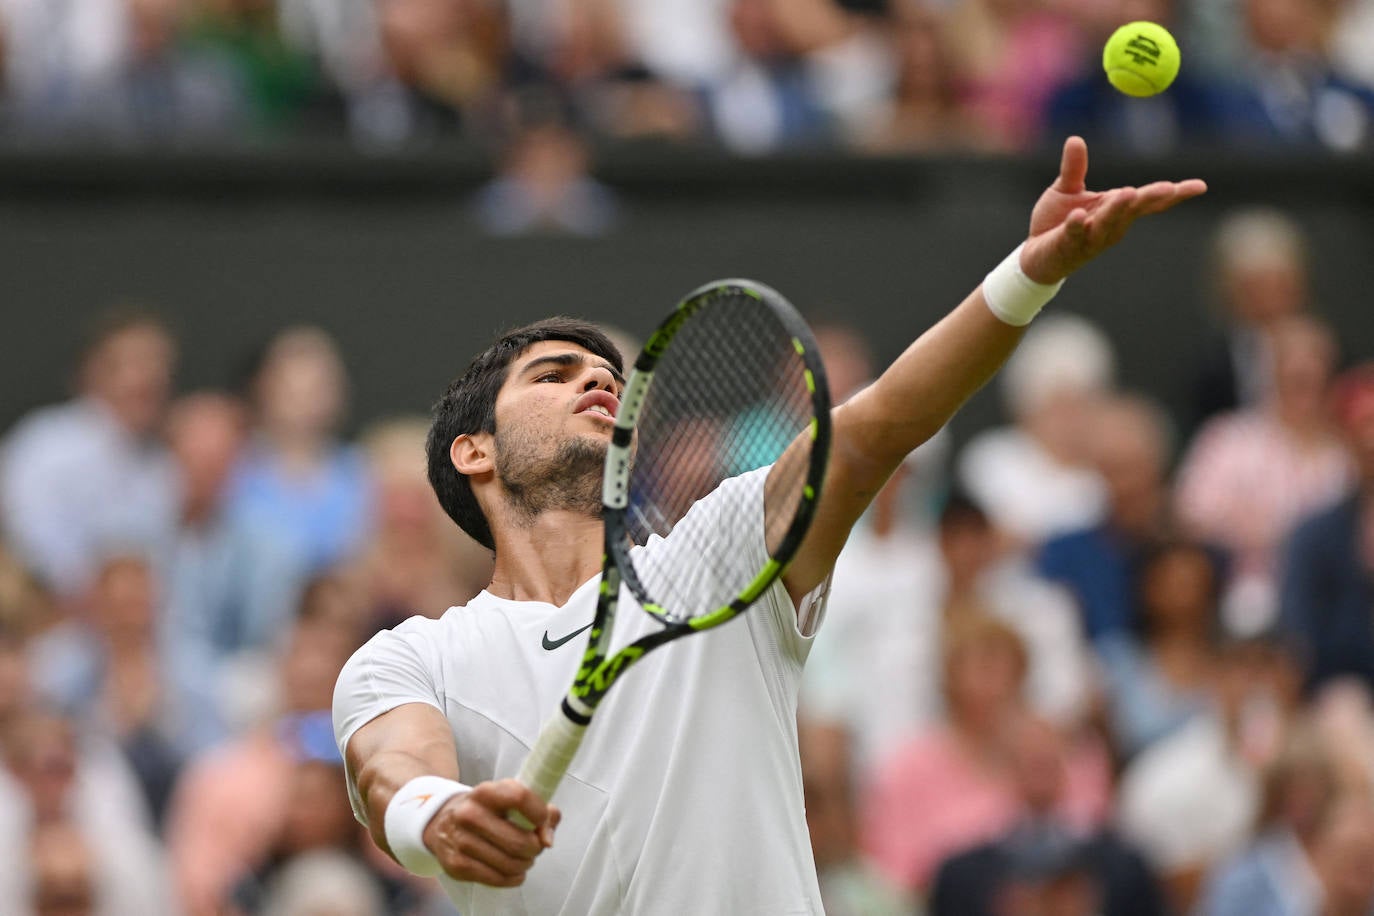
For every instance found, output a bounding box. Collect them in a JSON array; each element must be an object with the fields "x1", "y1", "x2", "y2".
[
  {"x1": 346, "y1": 702, "x2": 560, "y2": 887},
  {"x1": 782, "y1": 137, "x2": 1206, "y2": 602}
]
